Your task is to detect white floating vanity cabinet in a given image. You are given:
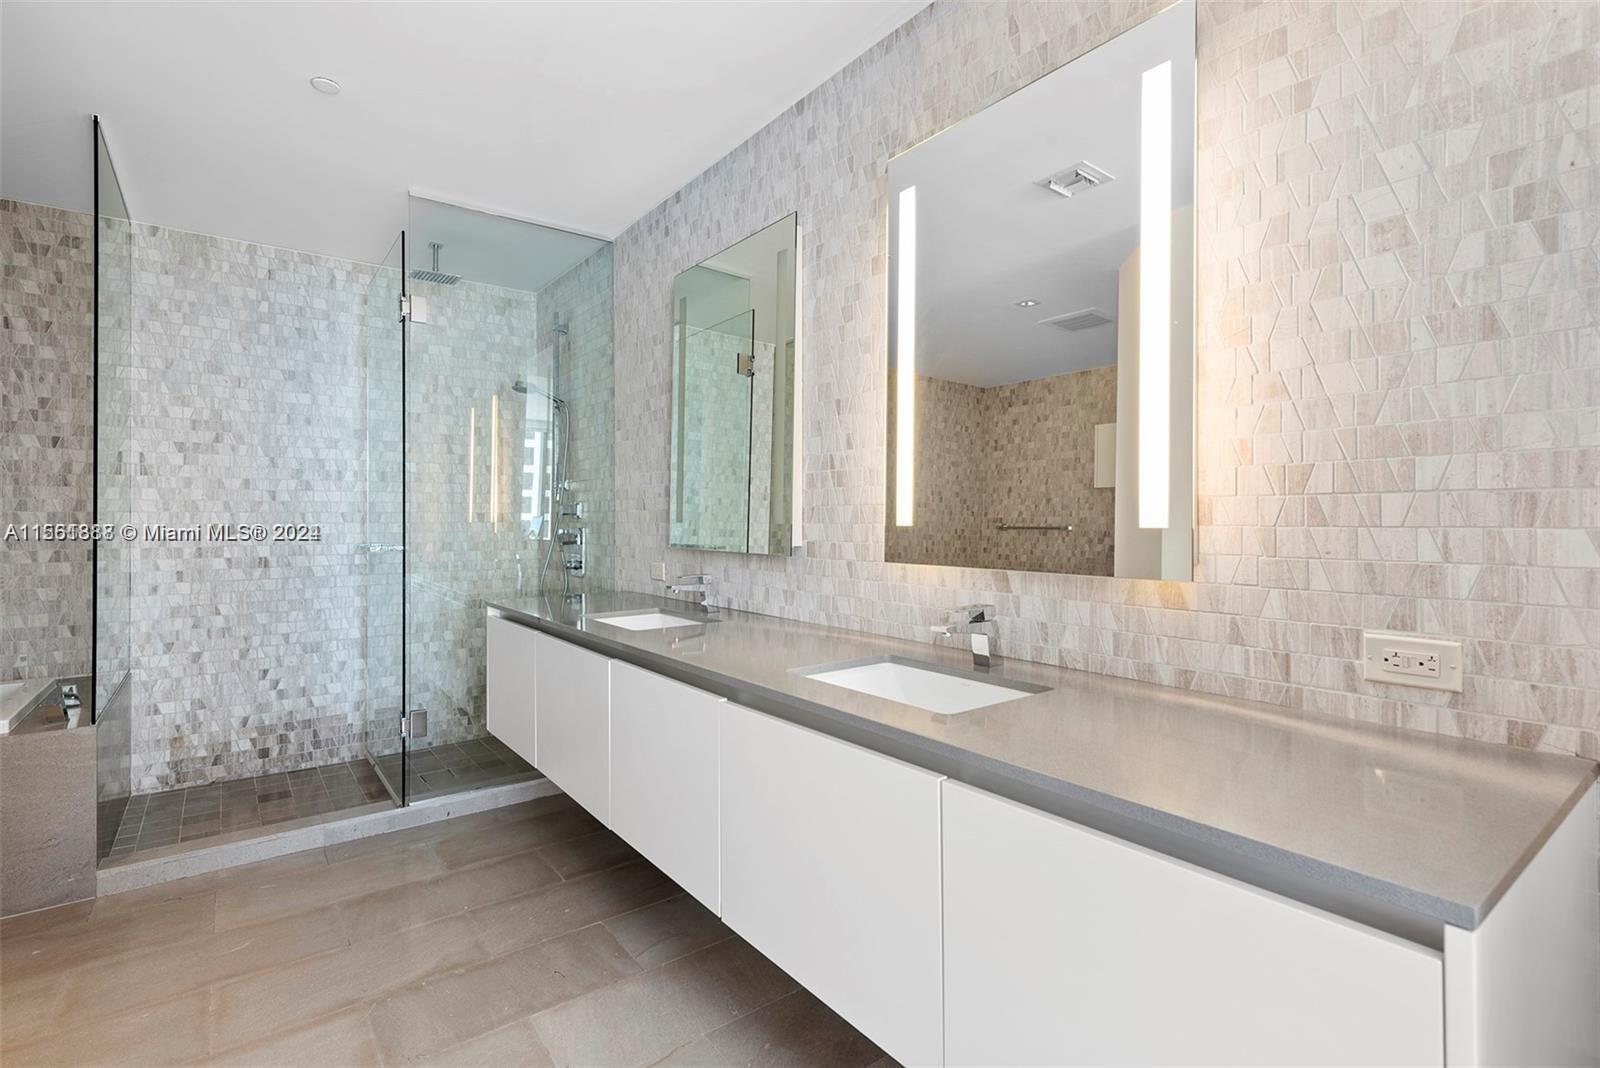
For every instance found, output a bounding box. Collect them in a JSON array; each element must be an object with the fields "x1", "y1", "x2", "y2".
[{"x1": 485, "y1": 611, "x2": 1599, "y2": 1067}]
